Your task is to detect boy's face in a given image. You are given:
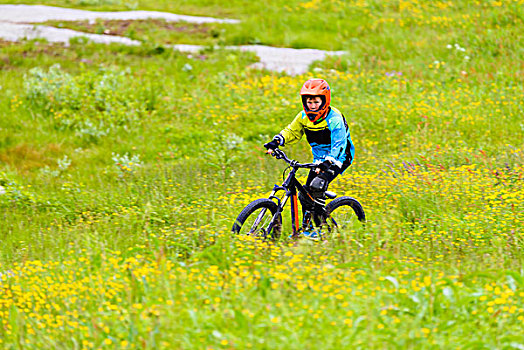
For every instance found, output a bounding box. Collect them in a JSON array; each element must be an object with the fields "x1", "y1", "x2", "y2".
[{"x1": 306, "y1": 96, "x2": 323, "y2": 111}]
